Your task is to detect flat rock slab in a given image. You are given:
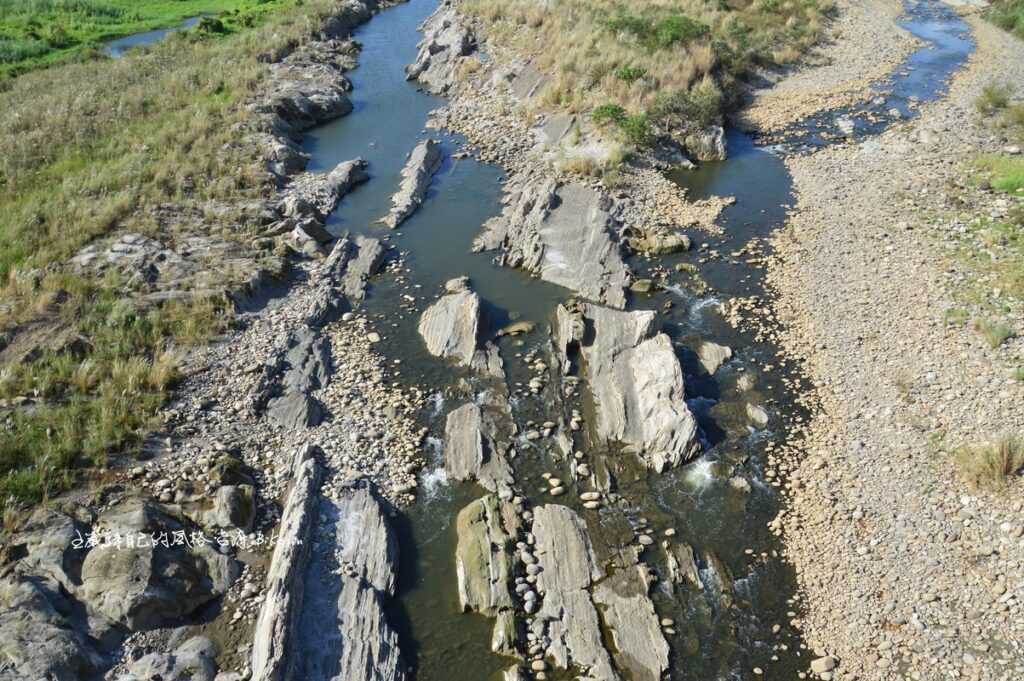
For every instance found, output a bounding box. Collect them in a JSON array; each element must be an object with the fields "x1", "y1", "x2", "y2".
[
  {"x1": 382, "y1": 139, "x2": 443, "y2": 228},
  {"x1": 475, "y1": 177, "x2": 629, "y2": 309},
  {"x1": 297, "y1": 482, "x2": 405, "y2": 681},
  {"x1": 444, "y1": 397, "x2": 514, "y2": 493},
  {"x1": 455, "y1": 494, "x2": 520, "y2": 616},
  {"x1": 557, "y1": 303, "x2": 701, "y2": 471},
  {"x1": 257, "y1": 325, "x2": 331, "y2": 430}
]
